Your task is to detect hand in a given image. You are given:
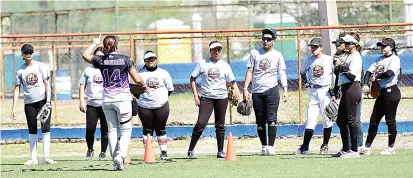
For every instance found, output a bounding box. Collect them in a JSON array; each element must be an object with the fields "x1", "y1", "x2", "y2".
[
  {"x1": 304, "y1": 83, "x2": 310, "y2": 88},
  {"x1": 362, "y1": 85, "x2": 370, "y2": 94},
  {"x1": 93, "y1": 34, "x2": 101, "y2": 45},
  {"x1": 194, "y1": 95, "x2": 200, "y2": 107},
  {"x1": 371, "y1": 74, "x2": 378, "y2": 82},
  {"x1": 11, "y1": 110, "x2": 16, "y2": 120},
  {"x1": 243, "y1": 90, "x2": 250, "y2": 101},
  {"x1": 331, "y1": 96, "x2": 337, "y2": 102},
  {"x1": 282, "y1": 91, "x2": 288, "y2": 102},
  {"x1": 79, "y1": 101, "x2": 86, "y2": 113}
]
